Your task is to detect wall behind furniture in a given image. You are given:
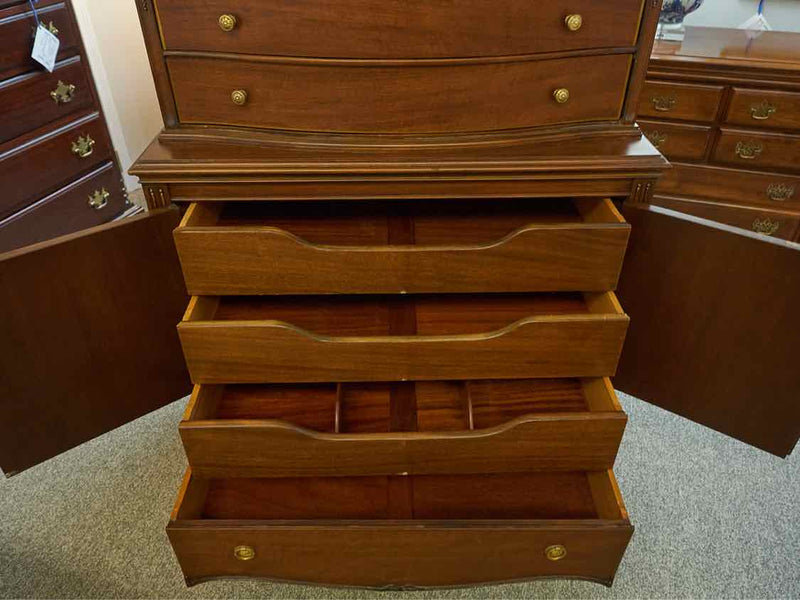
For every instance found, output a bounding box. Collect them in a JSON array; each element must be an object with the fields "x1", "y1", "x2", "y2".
[
  {"x1": 70, "y1": 0, "x2": 163, "y2": 192},
  {"x1": 685, "y1": 0, "x2": 800, "y2": 32}
]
